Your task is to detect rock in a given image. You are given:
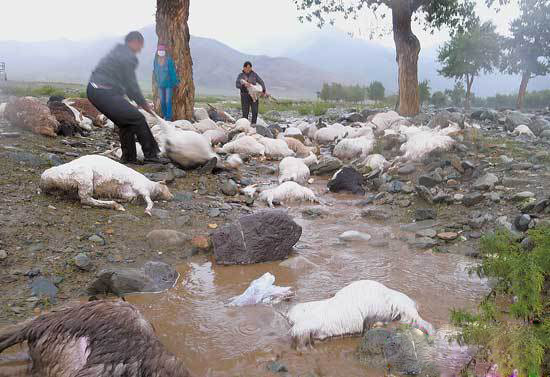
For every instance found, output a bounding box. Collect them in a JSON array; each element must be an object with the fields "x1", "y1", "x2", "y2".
[
  {"x1": 528, "y1": 116, "x2": 550, "y2": 136},
  {"x1": 212, "y1": 210, "x2": 302, "y2": 265},
  {"x1": 447, "y1": 179, "x2": 458, "y2": 186},
  {"x1": 473, "y1": 173, "x2": 499, "y2": 191},
  {"x1": 409, "y1": 237, "x2": 438, "y2": 249},
  {"x1": 504, "y1": 111, "x2": 531, "y2": 132},
  {"x1": 514, "y1": 214, "x2": 531, "y2": 232},
  {"x1": 484, "y1": 192, "x2": 501, "y2": 203},
  {"x1": 145, "y1": 171, "x2": 174, "y2": 183},
  {"x1": 31, "y1": 277, "x2": 58, "y2": 300},
  {"x1": 463, "y1": 192, "x2": 483, "y2": 207},
  {"x1": 74, "y1": 253, "x2": 92, "y2": 271},
  {"x1": 500, "y1": 155, "x2": 514, "y2": 164},
  {"x1": 208, "y1": 208, "x2": 221, "y2": 218},
  {"x1": 416, "y1": 229, "x2": 437, "y2": 238},
  {"x1": 151, "y1": 208, "x2": 171, "y2": 219},
  {"x1": 415, "y1": 208, "x2": 436, "y2": 221},
  {"x1": 387, "y1": 180, "x2": 404, "y2": 193},
  {"x1": 310, "y1": 156, "x2": 343, "y2": 176},
  {"x1": 88, "y1": 234, "x2": 105, "y2": 245},
  {"x1": 3, "y1": 151, "x2": 45, "y2": 166},
  {"x1": 415, "y1": 185, "x2": 434, "y2": 204},
  {"x1": 357, "y1": 328, "x2": 435, "y2": 376},
  {"x1": 191, "y1": 236, "x2": 211, "y2": 251},
  {"x1": 87, "y1": 261, "x2": 178, "y2": 296},
  {"x1": 194, "y1": 107, "x2": 210, "y2": 121},
  {"x1": 0, "y1": 250, "x2": 7, "y2": 260},
  {"x1": 338, "y1": 231, "x2": 372, "y2": 241},
  {"x1": 254, "y1": 124, "x2": 274, "y2": 138},
  {"x1": 175, "y1": 215, "x2": 192, "y2": 226},
  {"x1": 173, "y1": 192, "x2": 193, "y2": 202},
  {"x1": 454, "y1": 194, "x2": 464, "y2": 202},
  {"x1": 532, "y1": 199, "x2": 550, "y2": 213},
  {"x1": 401, "y1": 220, "x2": 439, "y2": 232},
  {"x1": 220, "y1": 179, "x2": 238, "y2": 196},
  {"x1": 417, "y1": 172, "x2": 442, "y2": 188},
  {"x1": 146, "y1": 229, "x2": 190, "y2": 250},
  {"x1": 327, "y1": 167, "x2": 365, "y2": 195},
  {"x1": 345, "y1": 112, "x2": 366, "y2": 123},
  {"x1": 512, "y1": 191, "x2": 535, "y2": 201},
  {"x1": 41, "y1": 152, "x2": 63, "y2": 166},
  {"x1": 266, "y1": 361, "x2": 288, "y2": 374},
  {"x1": 437, "y1": 232, "x2": 459, "y2": 241},
  {"x1": 301, "y1": 207, "x2": 329, "y2": 219},
  {"x1": 398, "y1": 163, "x2": 416, "y2": 175},
  {"x1": 540, "y1": 129, "x2": 550, "y2": 139},
  {"x1": 521, "y1": 237, "x2": 535, "y2": 252},
  {"x1": 361, "y1": 207, "x2": 391, "y2": 221}
]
